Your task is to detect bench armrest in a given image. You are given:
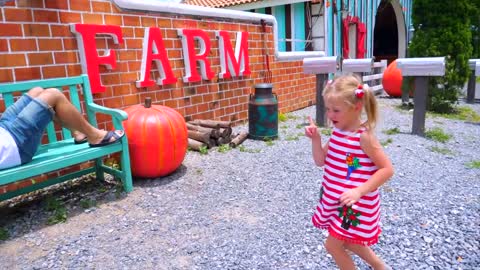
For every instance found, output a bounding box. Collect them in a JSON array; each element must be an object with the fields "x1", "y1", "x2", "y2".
[{"x1": 86, "y1": 103, "x2": 128, "y2": 129}]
